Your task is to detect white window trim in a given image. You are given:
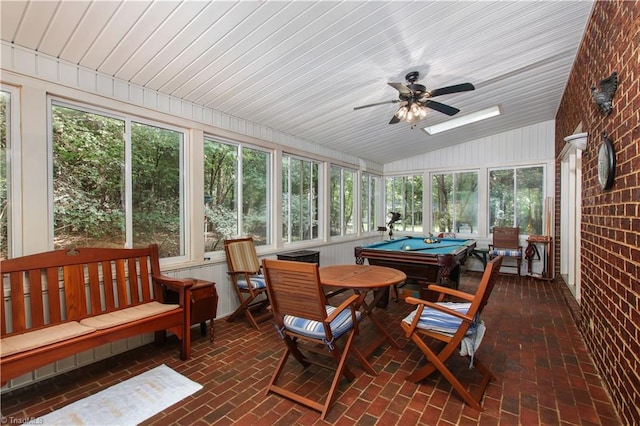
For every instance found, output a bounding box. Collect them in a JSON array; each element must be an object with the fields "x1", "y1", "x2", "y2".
[{"x1": 1, "y1": 84, "x2": 22, "y2": 257}]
